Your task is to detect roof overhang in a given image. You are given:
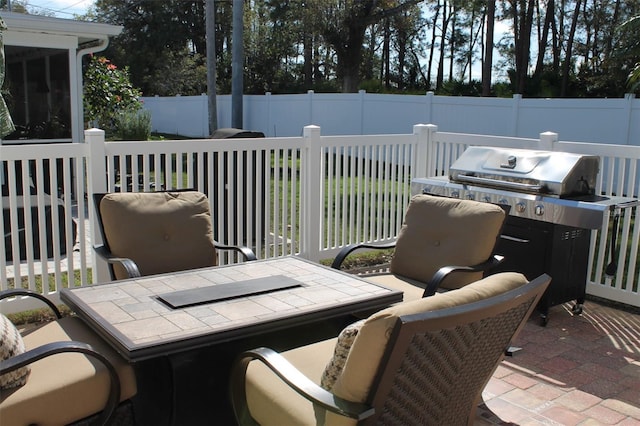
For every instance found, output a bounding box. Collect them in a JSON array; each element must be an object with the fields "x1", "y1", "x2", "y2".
[{"x1": 1, "y1": 11, "x2": 122, "y2": 47}]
